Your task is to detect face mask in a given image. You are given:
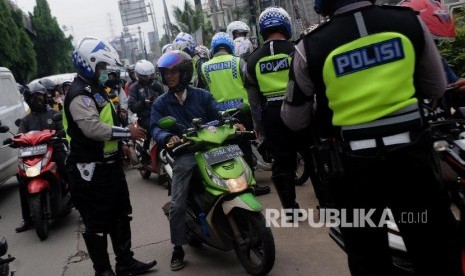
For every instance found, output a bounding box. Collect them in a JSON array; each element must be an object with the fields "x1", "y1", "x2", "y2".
[{"x1": 98, "y1": 70, "x2": 109, "y2": 86}]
